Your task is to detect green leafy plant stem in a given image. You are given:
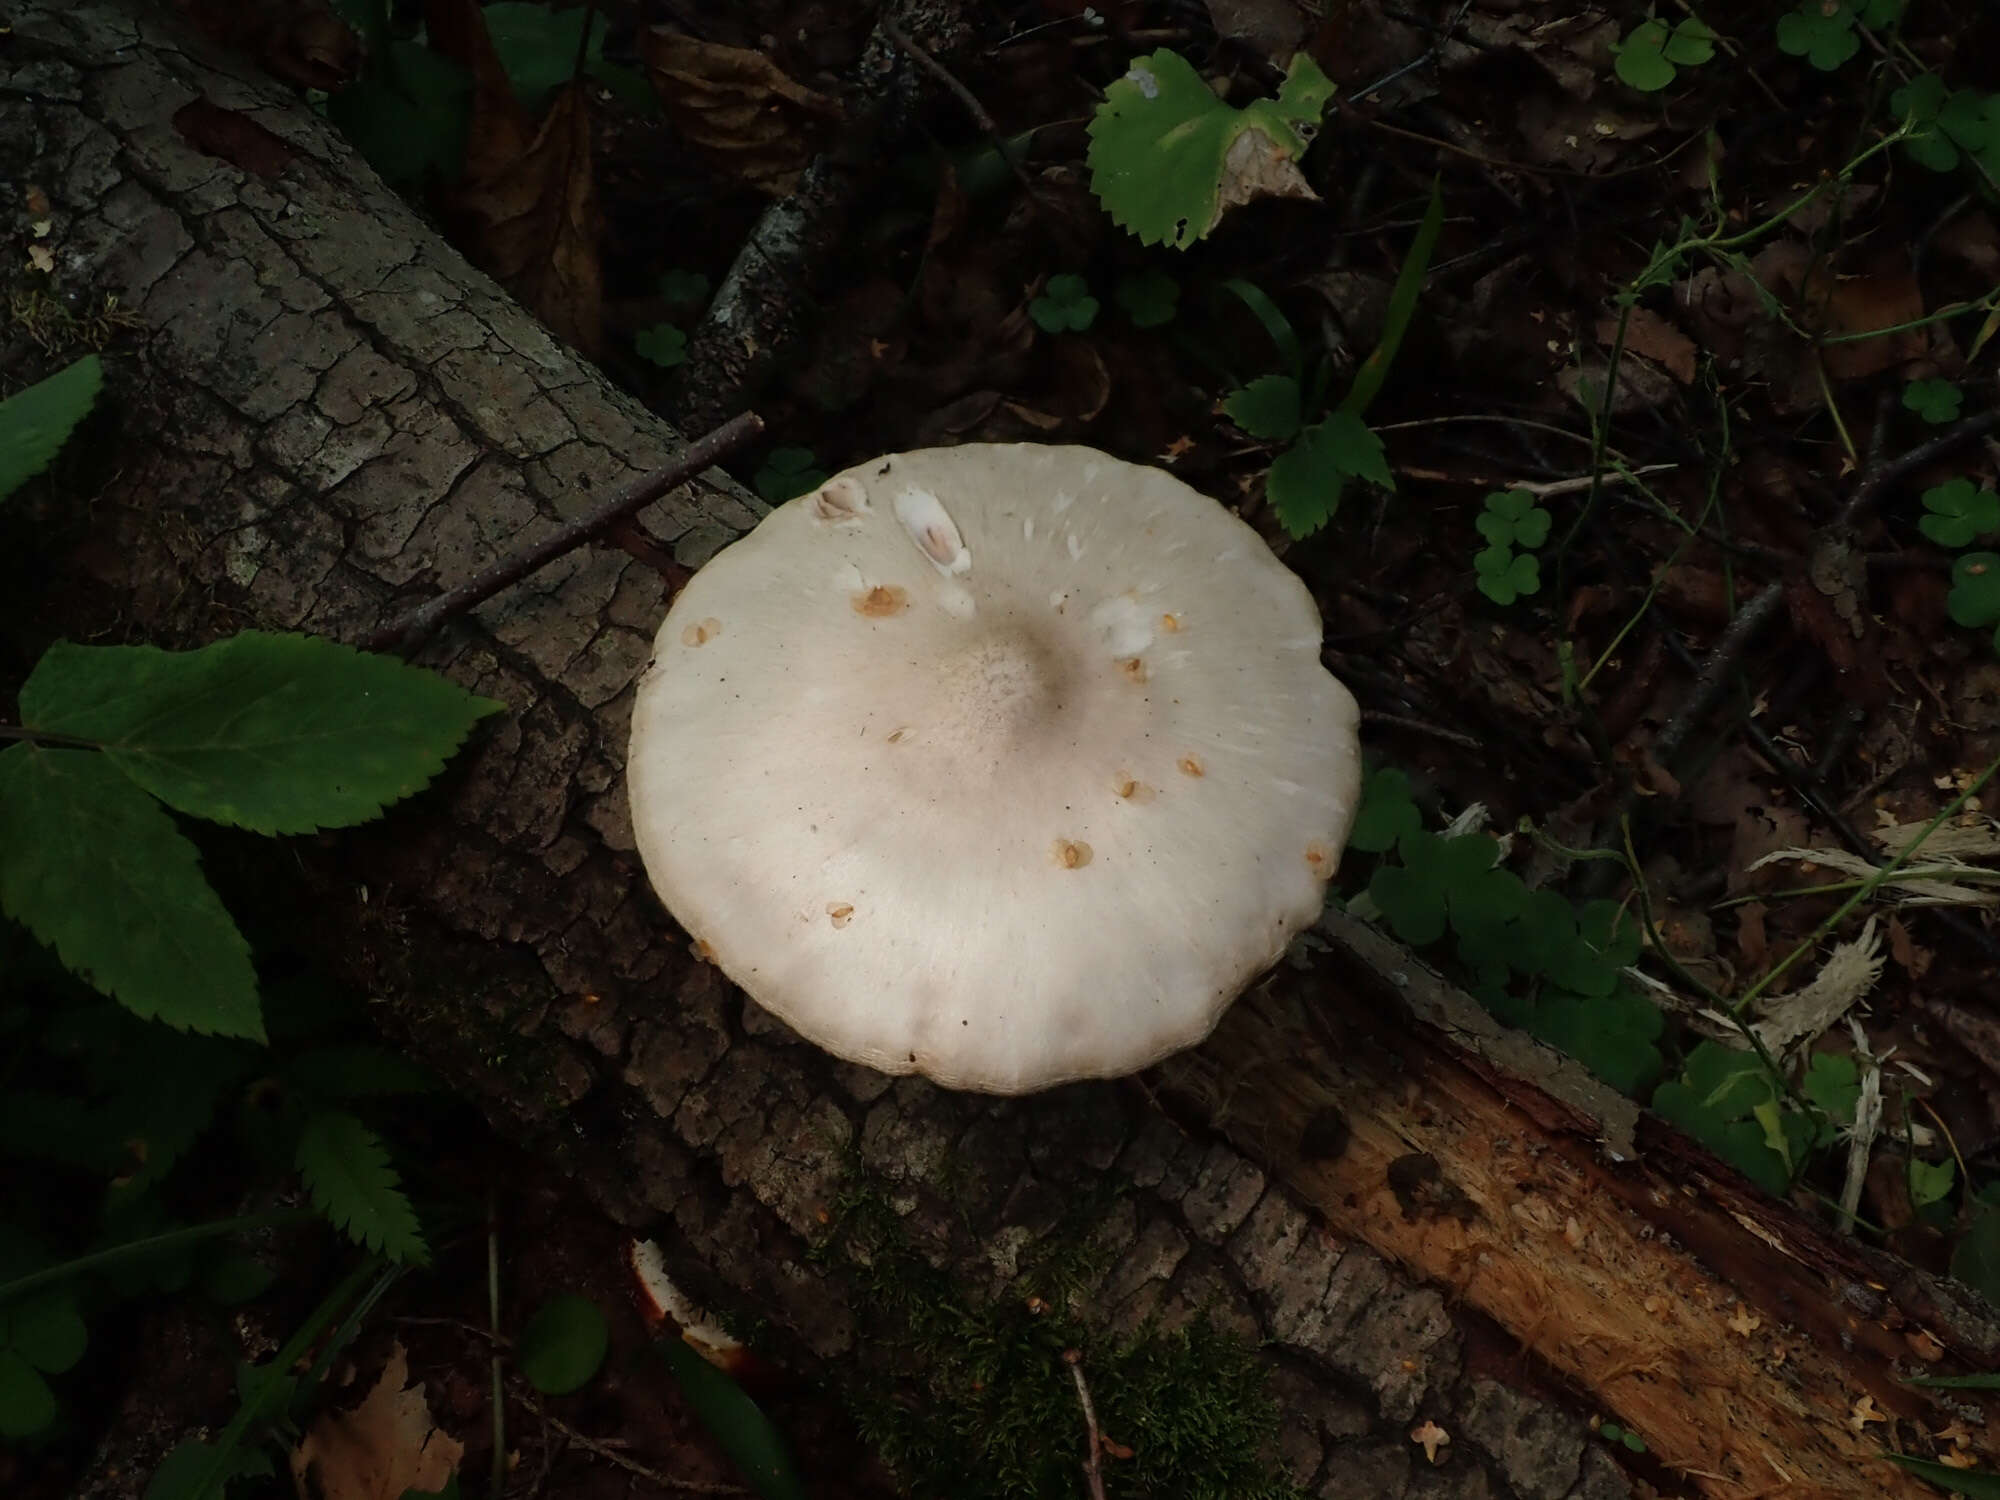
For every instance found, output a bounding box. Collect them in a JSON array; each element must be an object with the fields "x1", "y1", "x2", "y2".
[
  {"x1": 1560, "y1": 121, "x2": 1913, "y2": 579},
  {"x1": 1341, "y1": 179, "x2": 1445, "y2": 417},
  {"x1": 0, "y1": 1209, "x2": 316, "y2": 1309},
  {"x1": 0, "y1": 724, "x2": 101, "y2": 749},
  {"x1": 166, "y1": 1256, "x2": 387, "y2": 1500}
]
